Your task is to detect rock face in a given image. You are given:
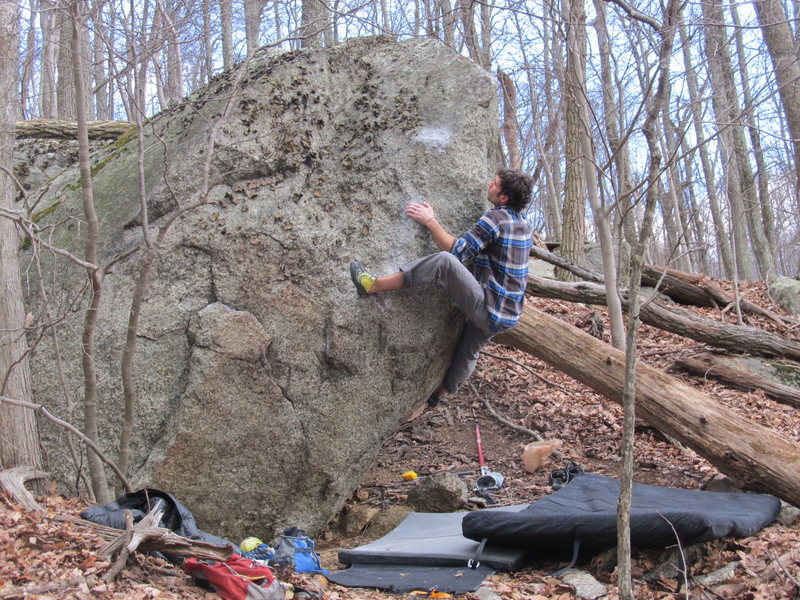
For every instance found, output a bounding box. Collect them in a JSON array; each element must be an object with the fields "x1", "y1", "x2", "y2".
[
  {"x1": 22, "y1": 37, "x2": 499, "y2": 541},
  {"x1": 769, "y1": 277, "x2": 800, "y2": 315}
]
